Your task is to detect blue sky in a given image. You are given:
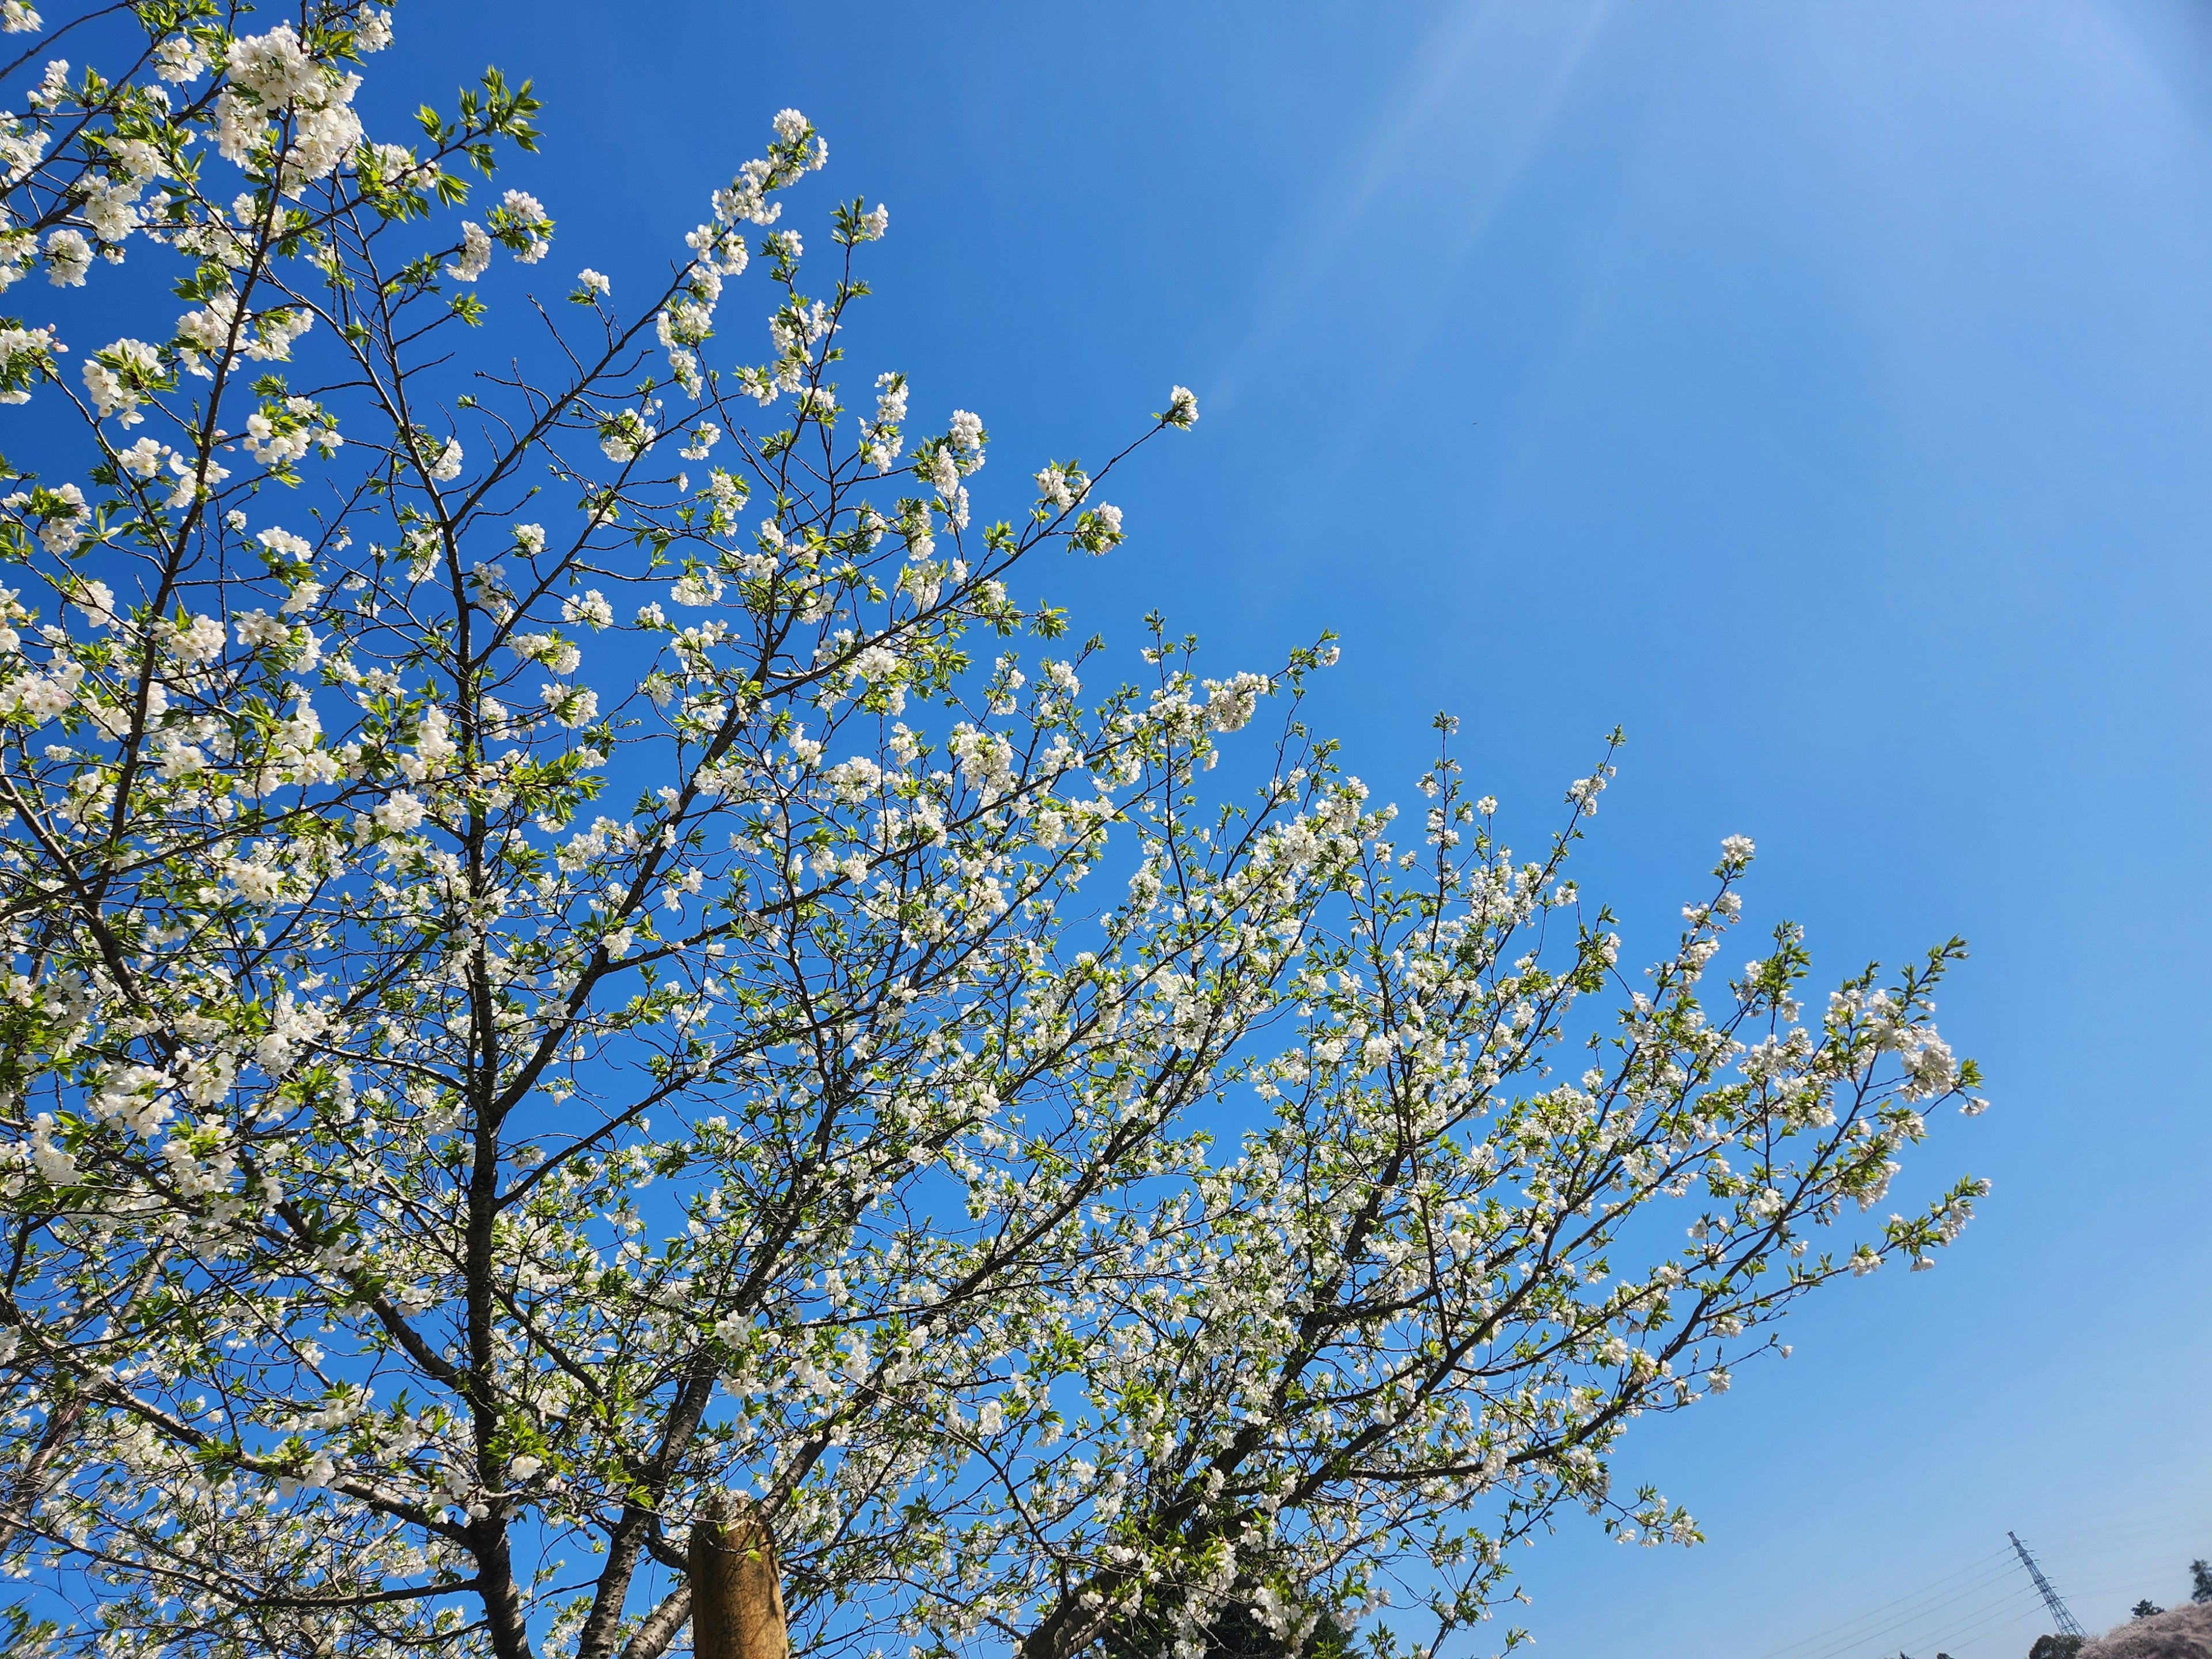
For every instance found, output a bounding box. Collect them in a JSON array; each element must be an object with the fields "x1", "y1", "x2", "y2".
[{"x1": 377, "y1": 3, "x2": 2212, "y2": 1655}]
